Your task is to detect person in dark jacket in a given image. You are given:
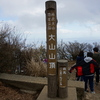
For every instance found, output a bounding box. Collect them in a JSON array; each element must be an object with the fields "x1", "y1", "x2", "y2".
[
  {"x1": 69, "y1": 52, "x2": 99, "y2": 93},
  {"x1": 93, "y1": 47, "x2": 100, "y2": 85},
  {"x1": 76, "y1": 50, "x2": 84, "y2": 81}
]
